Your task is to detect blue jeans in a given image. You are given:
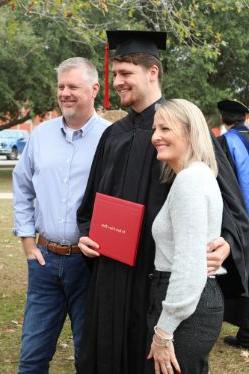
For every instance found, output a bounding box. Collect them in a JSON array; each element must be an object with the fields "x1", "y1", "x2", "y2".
[{"x1": 18, "y1": 246, "x2": 90, "y2": 374}]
